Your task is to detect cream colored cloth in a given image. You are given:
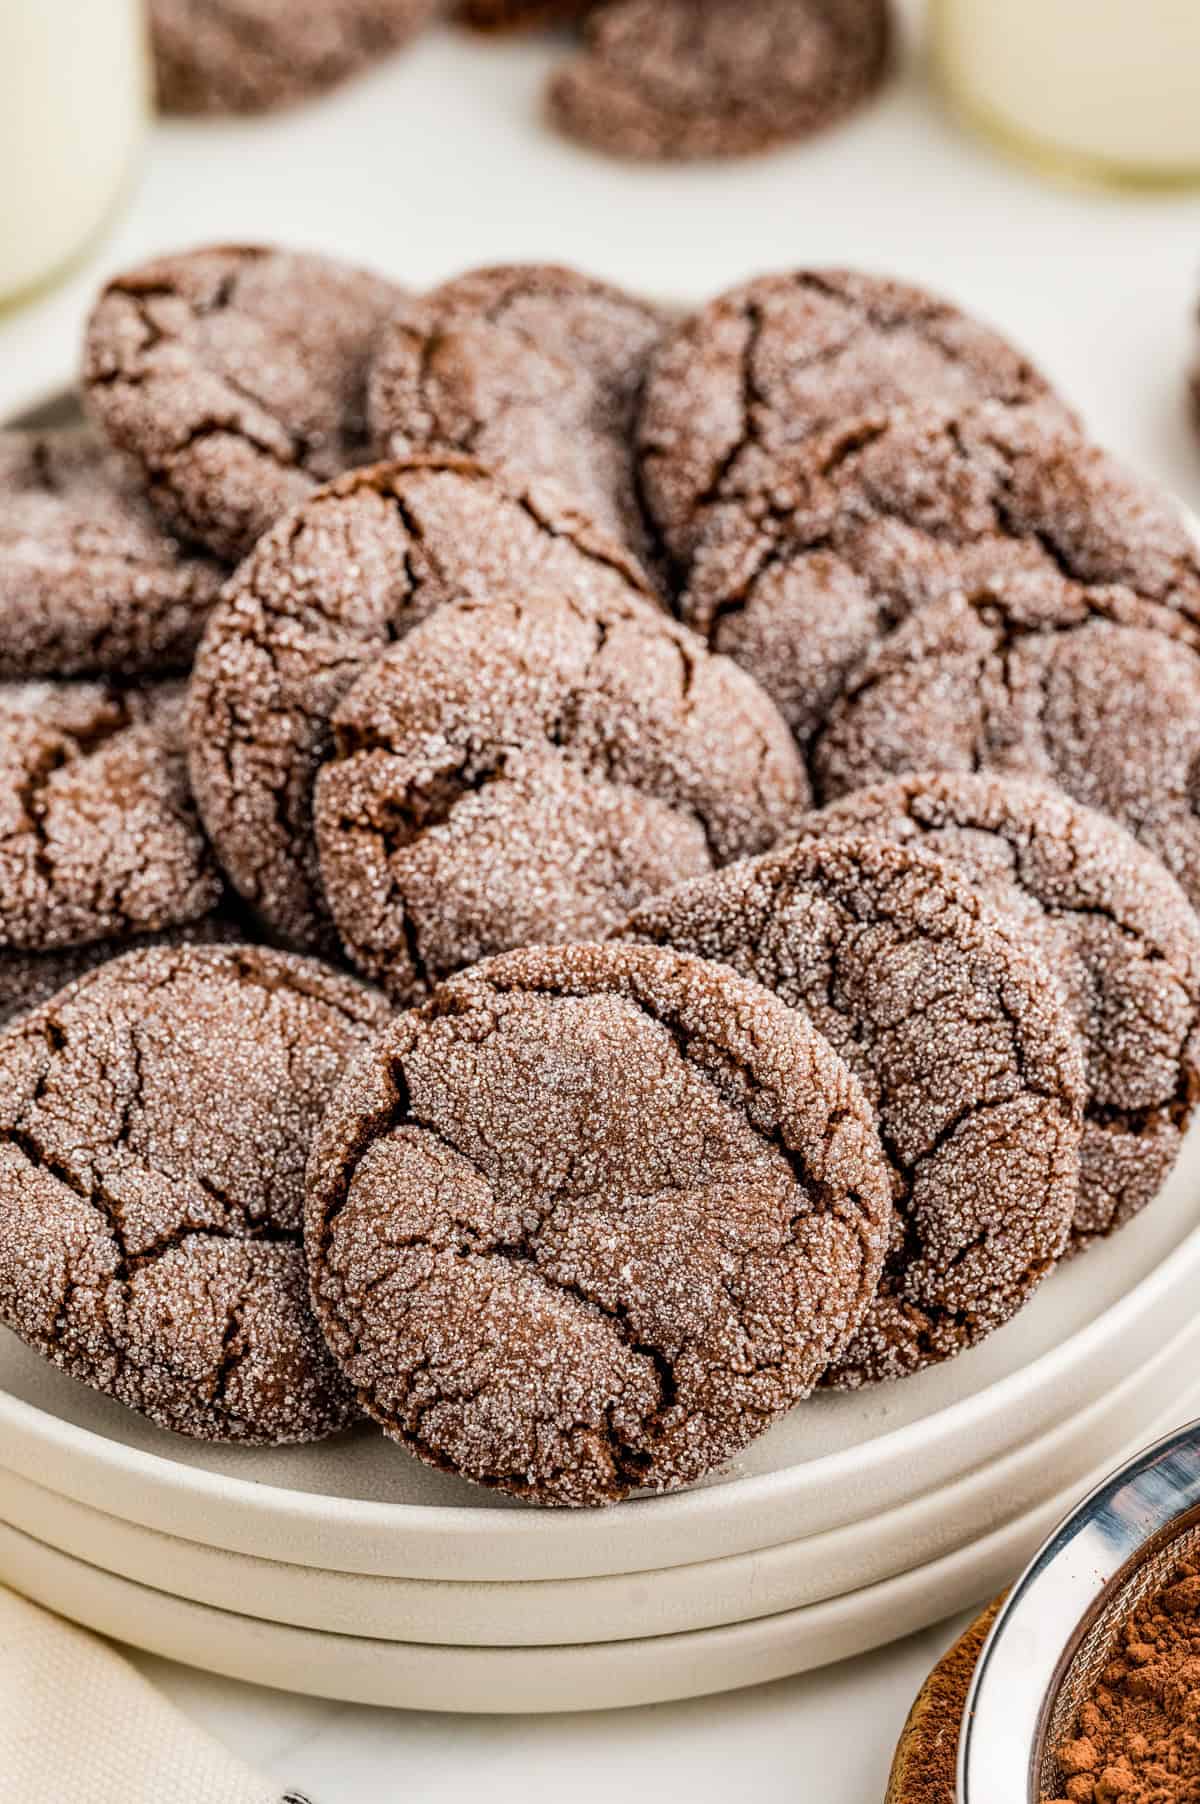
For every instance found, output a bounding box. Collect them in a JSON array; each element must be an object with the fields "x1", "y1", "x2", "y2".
[{"x1": 0, "y1": 1584, "x2": 285, "y2": 1804}]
